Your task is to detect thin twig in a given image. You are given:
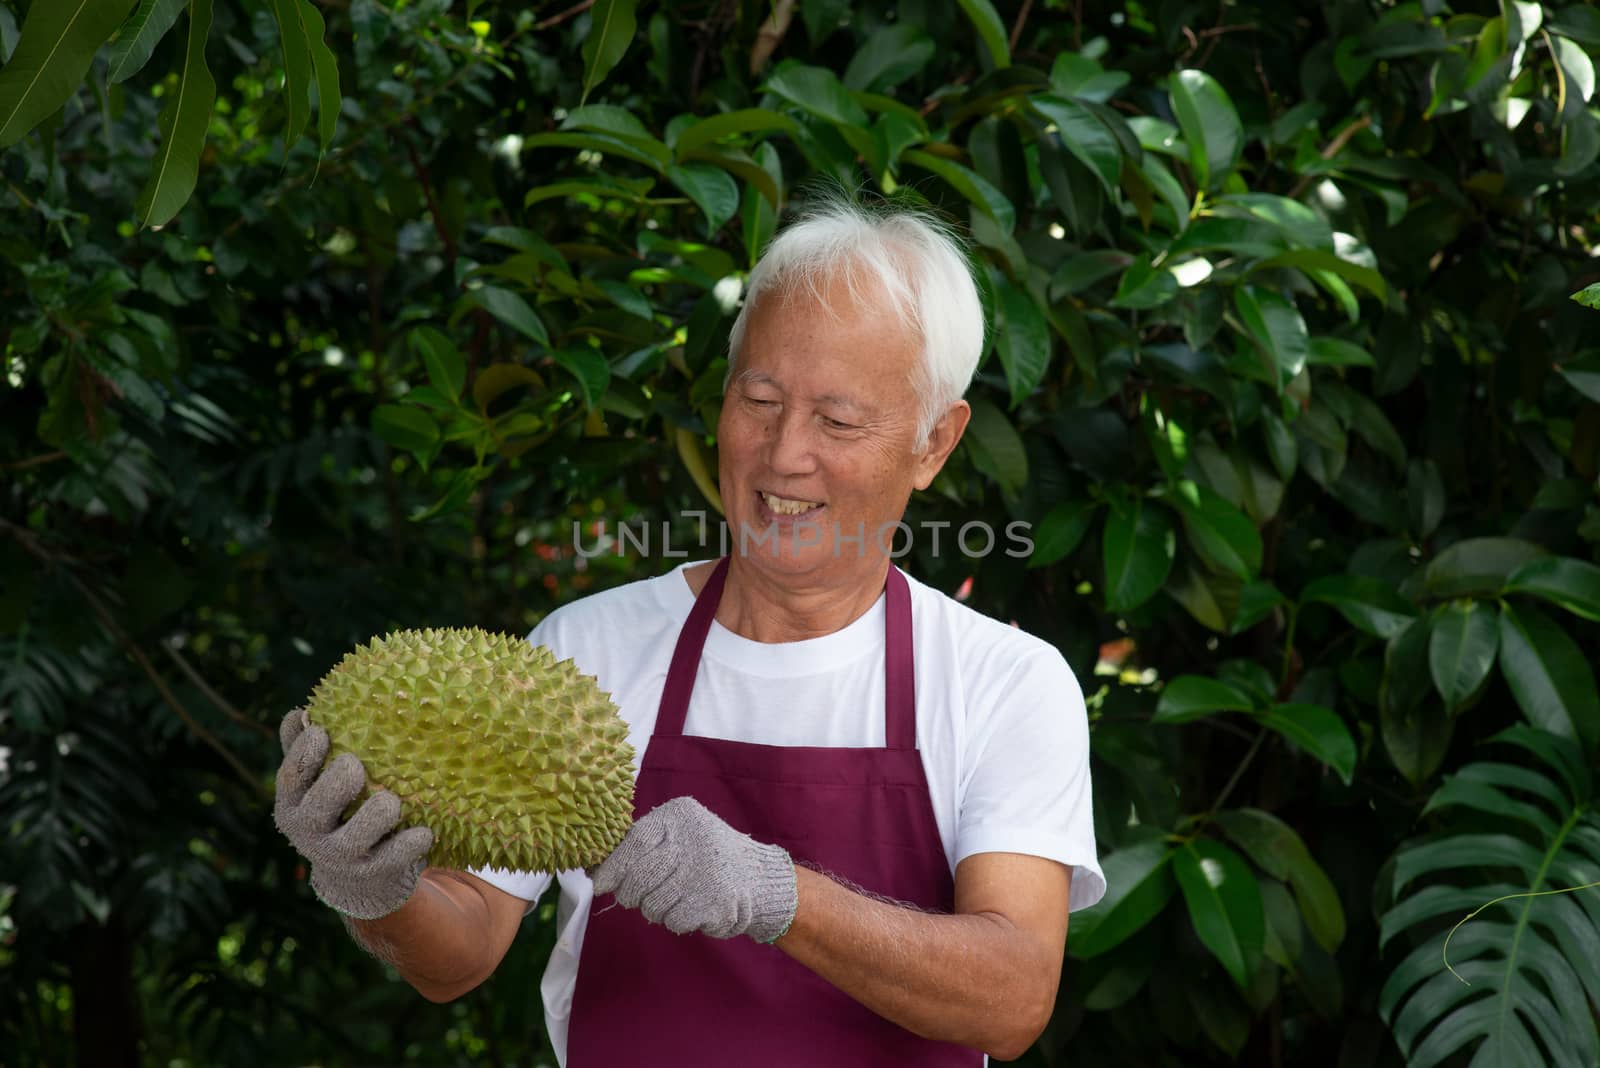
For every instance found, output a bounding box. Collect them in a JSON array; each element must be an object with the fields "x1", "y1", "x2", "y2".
[
  {"x1": 749, "y1": 0, "x2": 797, "y2": 76},
  {"x1": 1008, "y1": 0, "x2": 1035, "y2": 52},
  {"x1": 534, "y1": 0, "x2": 595, "y2": 31},
  {"x1": 159, "y1": 639, "x2": 275, "y2": 740},
  {"x1": 1286, "y1": 114, "x2": 1374, "y2": 199},
  {"x1": 1, "y1": 451, "x2": 67, "y2": 471}
]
